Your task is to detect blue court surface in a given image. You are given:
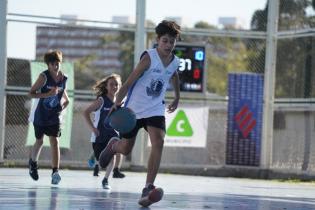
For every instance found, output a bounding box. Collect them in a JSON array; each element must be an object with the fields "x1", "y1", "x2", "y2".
[{"x1": 0, "y1": 168, "x2": 315, "y2": 210}]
